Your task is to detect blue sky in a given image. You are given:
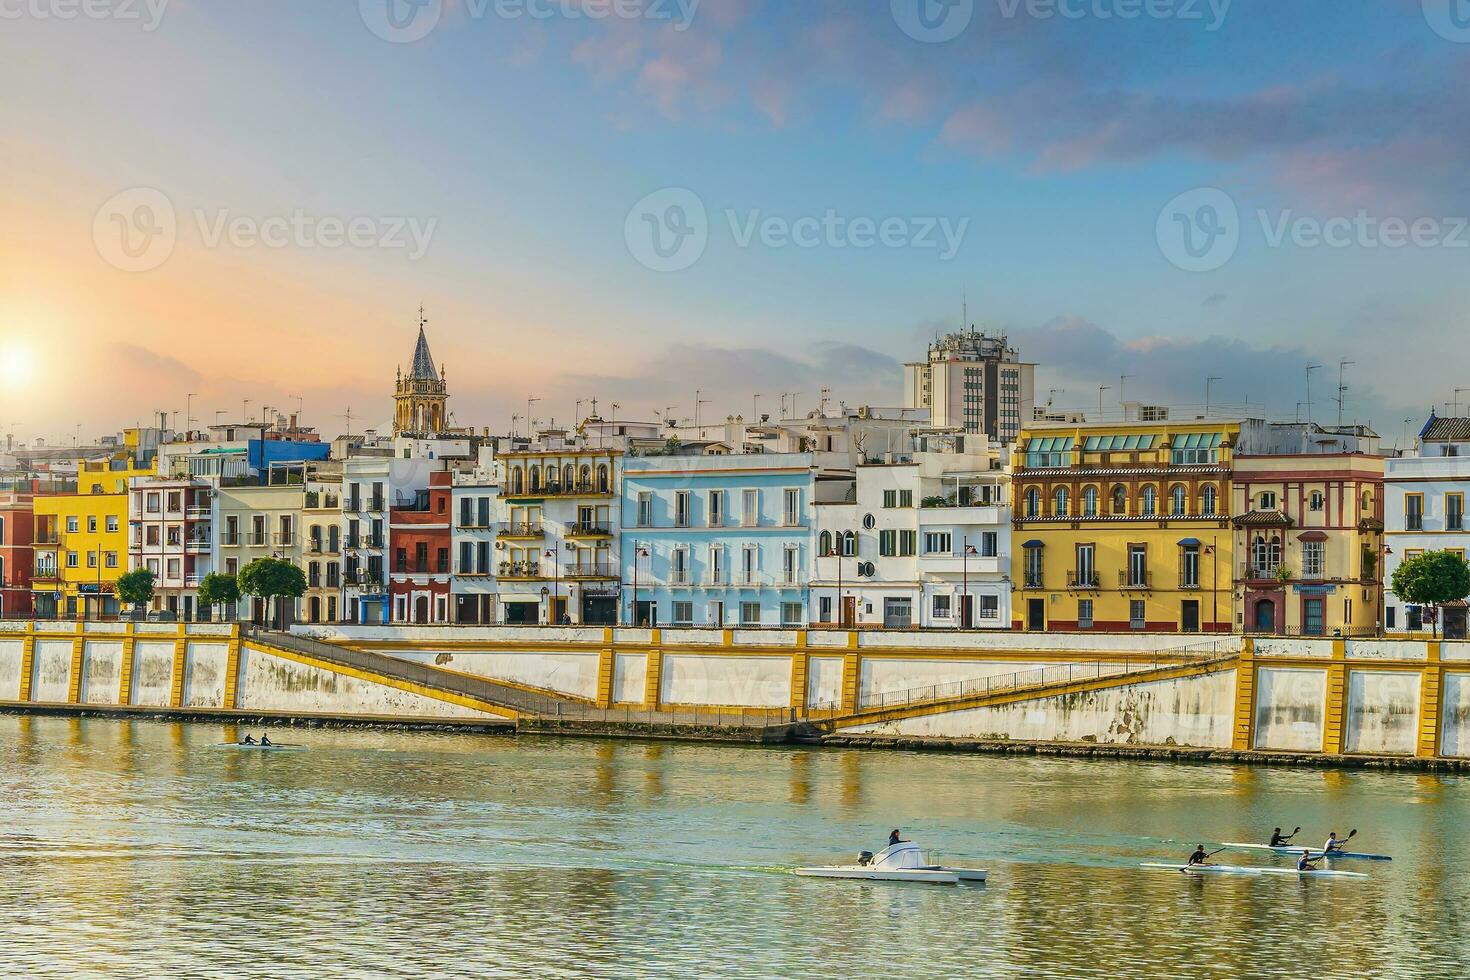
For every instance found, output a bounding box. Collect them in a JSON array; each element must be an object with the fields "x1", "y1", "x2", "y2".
[{"x1": 1, "y1": 0, "x2": 1467, "y2": 443}]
